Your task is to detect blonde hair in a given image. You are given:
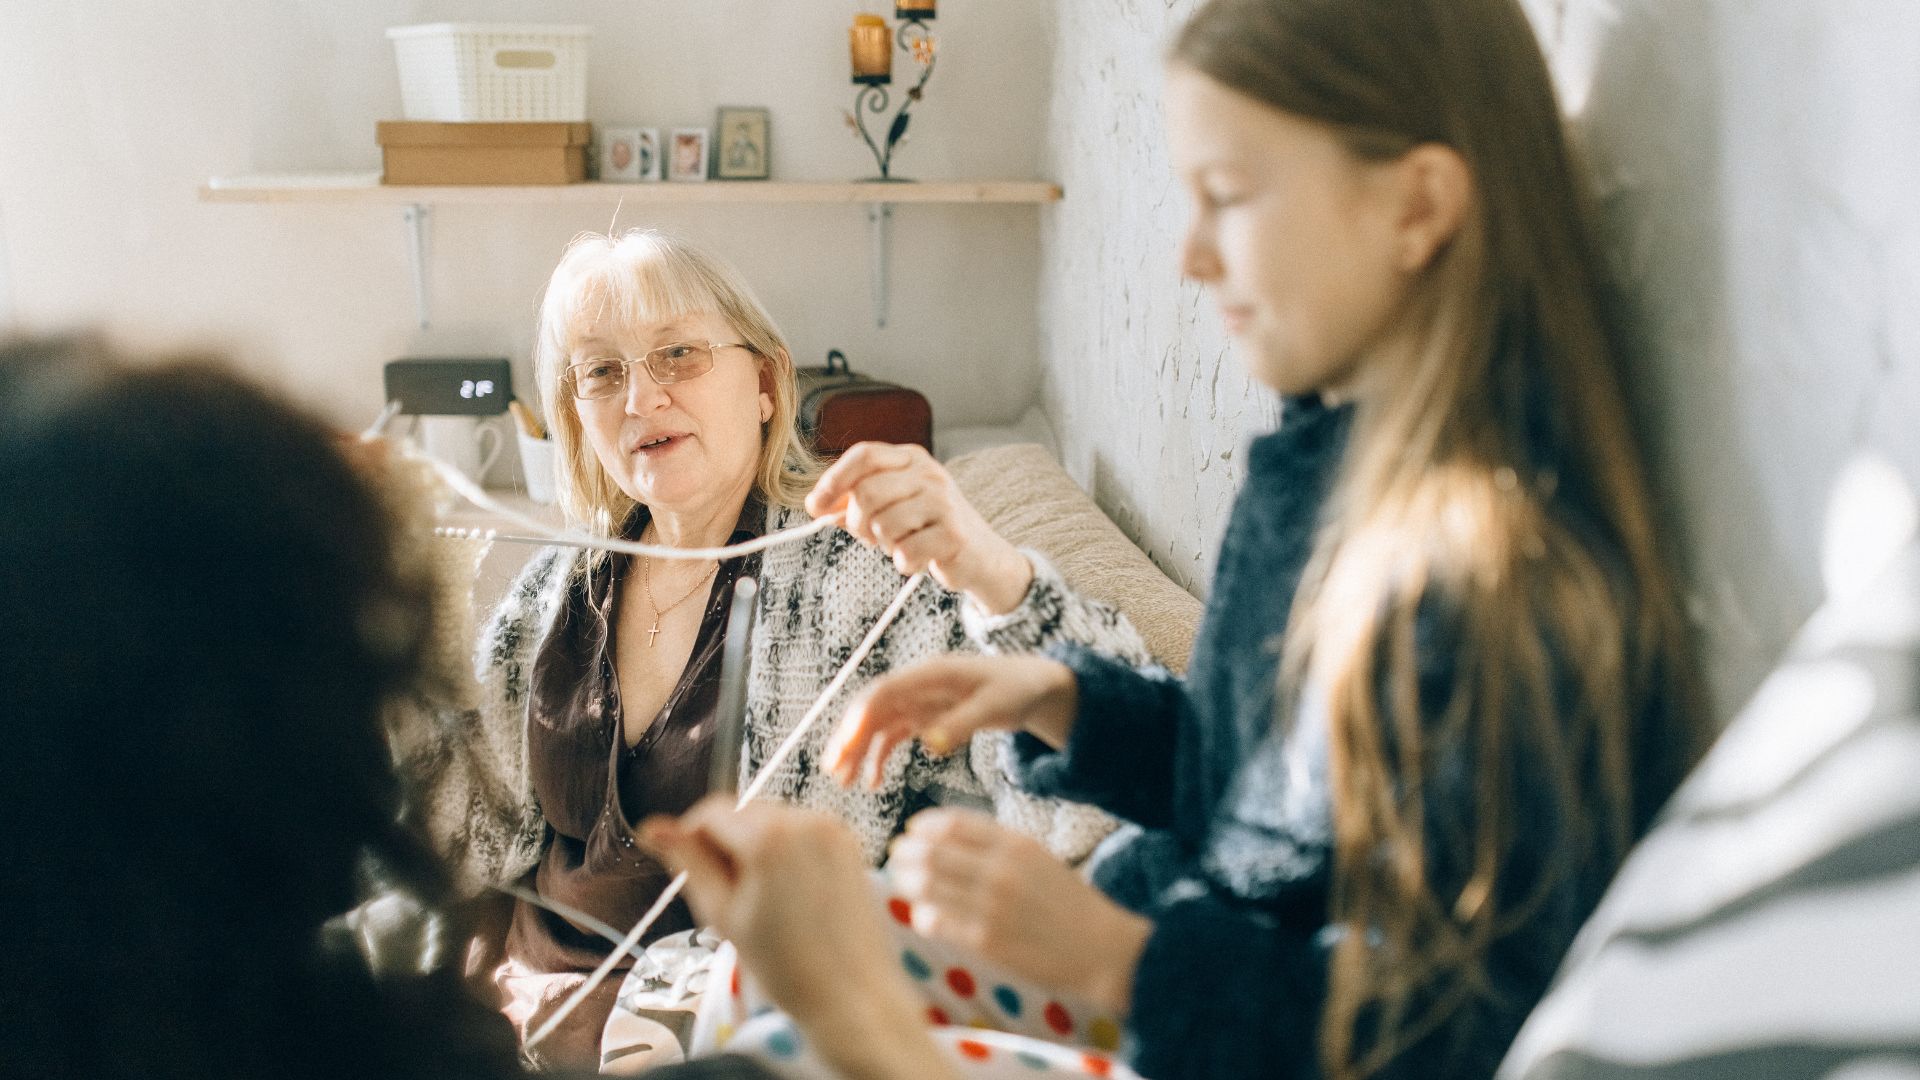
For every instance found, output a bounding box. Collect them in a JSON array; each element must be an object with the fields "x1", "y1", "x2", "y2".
[
  {"x1": 1174, "y1": 0, "x2": 1703, "y2": 1075},
  {"x1": 532, "y1": 230, "x2": 823, "y2": 543}
]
